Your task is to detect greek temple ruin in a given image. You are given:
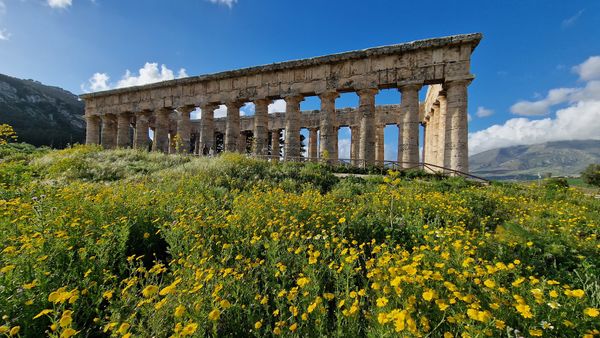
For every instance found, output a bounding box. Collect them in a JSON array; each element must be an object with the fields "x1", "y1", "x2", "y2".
[{"x1": 80, "y1": 33, "x2": 482, "y2": 173}]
